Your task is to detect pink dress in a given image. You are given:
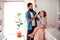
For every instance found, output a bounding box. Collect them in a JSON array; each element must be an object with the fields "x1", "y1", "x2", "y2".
[
  {"x1": 34, "y1": 29, "x2": 45, "y2": 40},
  {"x1": 34, "y1": 17, "x2": 46, "y2": 40}
]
